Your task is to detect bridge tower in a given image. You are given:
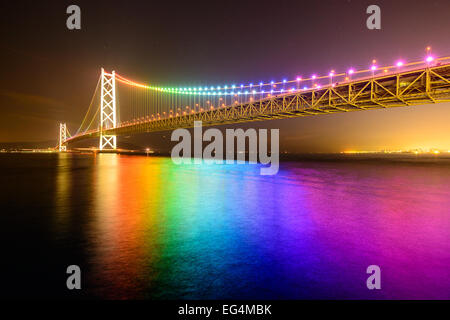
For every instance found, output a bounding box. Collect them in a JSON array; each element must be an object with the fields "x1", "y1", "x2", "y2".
[
  {"x1": 59, "y1": 123, "x2": 67, "y2": 152},
  {"x1": 99, "y1": 68, "x2": 117, "y2": 150}
]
